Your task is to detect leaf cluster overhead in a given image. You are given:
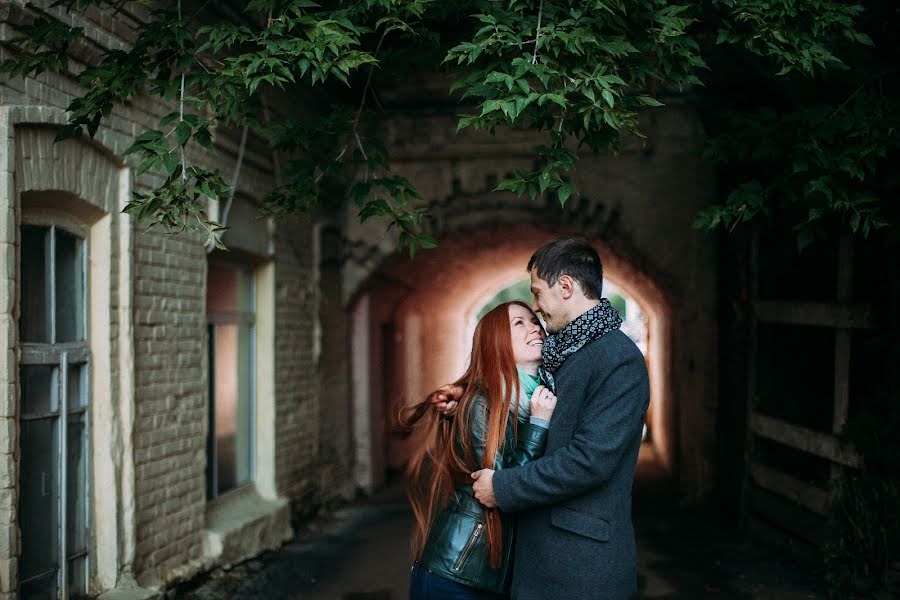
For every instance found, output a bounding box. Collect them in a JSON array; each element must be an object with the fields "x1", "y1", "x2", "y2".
[{"x1": 1, "y1": 0, "x2": 896, "y2": 251}]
